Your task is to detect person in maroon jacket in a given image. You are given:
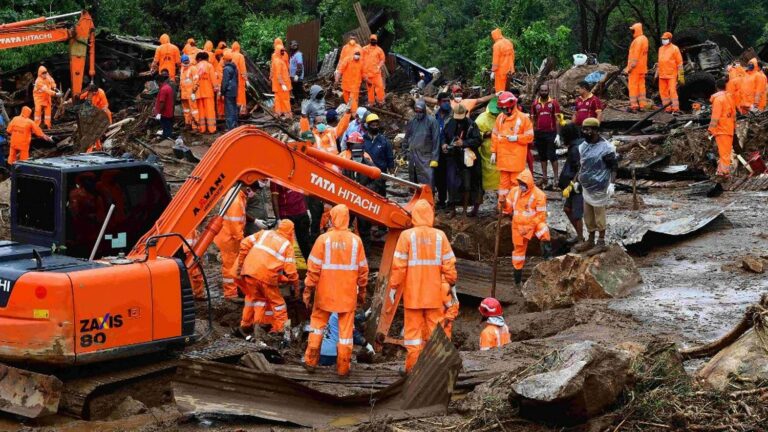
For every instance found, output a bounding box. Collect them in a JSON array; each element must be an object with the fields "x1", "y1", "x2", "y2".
[
  {"x1": 154, "y1": 71, "x2": 176, "y2": 139},
  {"x1": 532, "y1": 84, "x2": 561, "y2": 189},
  {"x1": 573, "y1": 81, "x2": 603, "y2": 126}
]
